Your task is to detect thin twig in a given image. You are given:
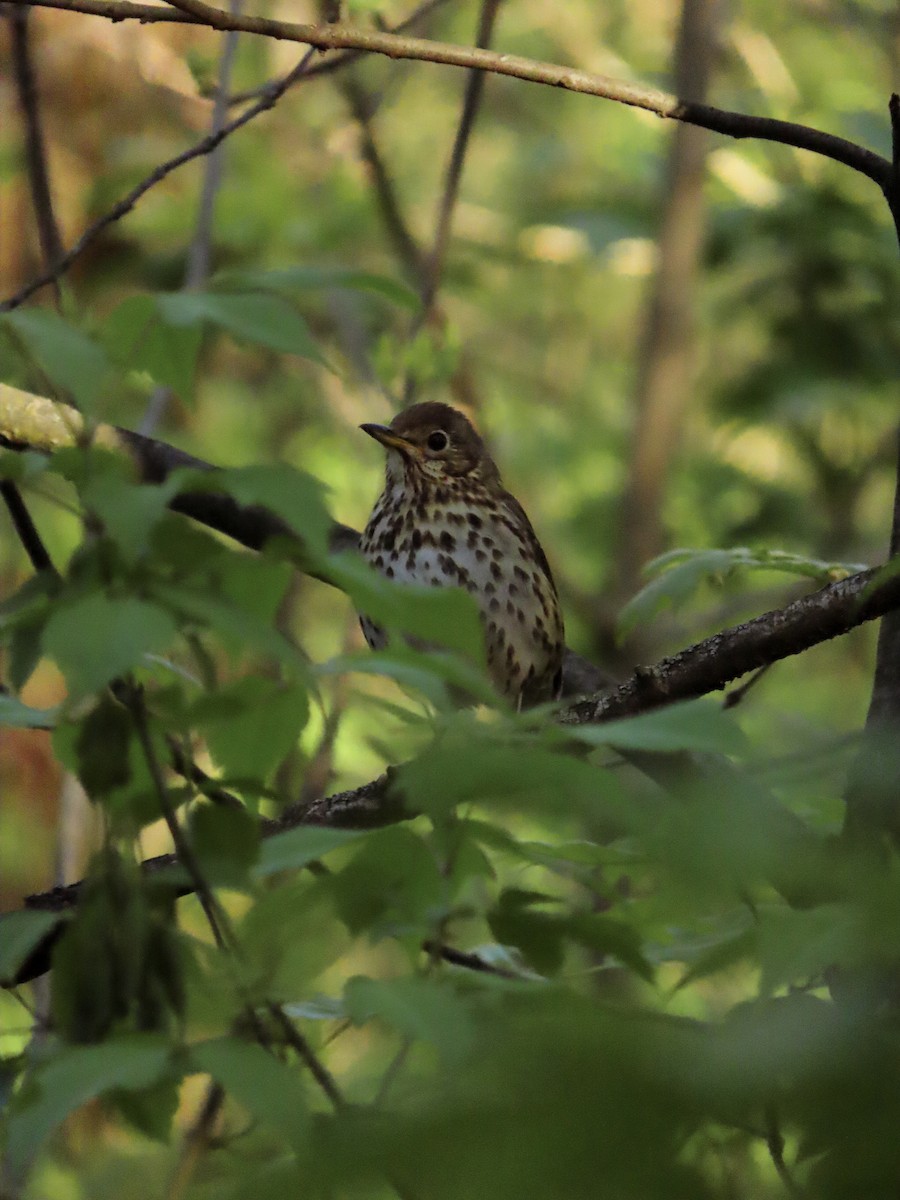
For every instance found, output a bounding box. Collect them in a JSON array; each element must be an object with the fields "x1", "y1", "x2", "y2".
[
  {"x1": 764, "y1": 1105, "x2": 804, "y2": 1198},
  {"x1": 404, "y1": 0, "x2": 502, "y2": 402},
  {"x1": 266, "y1": 1002, "x2": 344, "y2": 1109},
  {"x1": 723, "y1": 662, "x2": 772, "y2": 709},
  {"x1": 0, "y1": 480, "x2": 55, "y2": 574},
  {"x1": 341, "y1": 75, "x2": 426, "y2": 284},
  {"x1": 421, "y1": 0, "x2": 502, "y2": 314},
  {"x1": 0, "y1": 44, "x2": 317, "y2": 313},
  {"x1": 8, "y1": 4, "x2": 63, "y2": 303},
  {"x1": 125, "y1": 681, "x2": 233, "y2": 951},
  {"x1": 225, "y1": 0, "x2": 451, "y2": 105},
  {"x1": 422, "y1": 939, "x2": 519, "y2": 978},
  {"x1": 140, "y1": 0, "x2": 244, "y2": 435},
  {"x1": 166, "y1": 1083, "x2": 225, "y2": 1200}
]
